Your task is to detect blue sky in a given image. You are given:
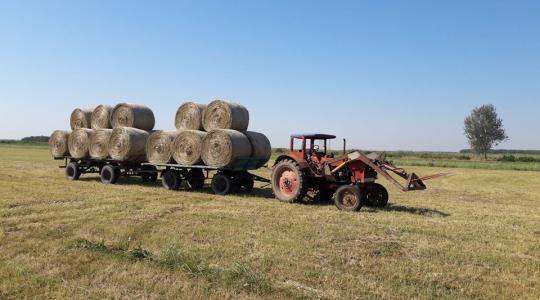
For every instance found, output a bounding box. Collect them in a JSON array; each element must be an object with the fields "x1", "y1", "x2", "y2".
[{"x1": 0, "y1": 0, "x2": 538, "y2": 151}]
